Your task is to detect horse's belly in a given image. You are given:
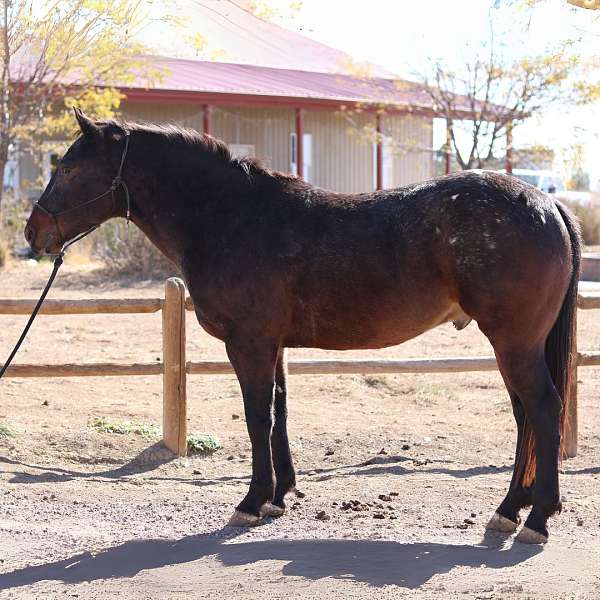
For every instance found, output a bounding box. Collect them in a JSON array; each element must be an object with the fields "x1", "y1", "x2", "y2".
[{"x1": 285, "y1": 295, "x2": 463, "y2": 350}]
